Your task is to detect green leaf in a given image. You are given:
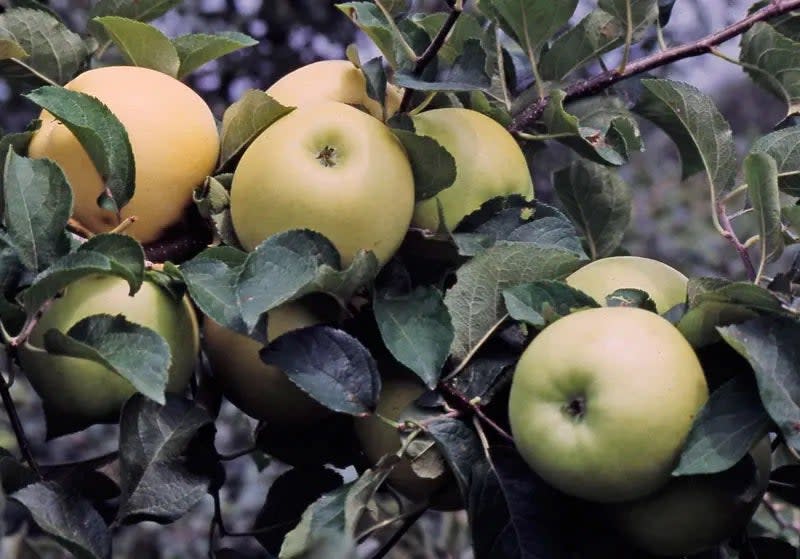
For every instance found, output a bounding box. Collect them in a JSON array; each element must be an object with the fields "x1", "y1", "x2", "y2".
[
  {"x1": 392, "y1": 129, "x2": 456, "y2": 200},
  {"x1": 43, "y1": 314, "x2": 171, "y2": 404},
  {"x1": 91, "y1": 17, "x2": 179, "y2": 77},
  {"x1": 373, "y1": 286, "x2": 453, "y2": 388},
  {"x1": 0, "y1": 8, "x2": 89, "y2": 84},
  {"x1": 745, "y1": 152, "x2": 784, "y2": 275},
  {"x1": 673, "y1": 376, "x2": 771, "y2": 476},
  {"x1": 719, "y1": 317, "x2": 800, "y2": 451},
  {"x1": 502, "y1": 280, "x2": 599, "y2": 328},
  {"x1": 478, "y1": 0, "x2": 578, "y2": 65},
  {"x1": 173, "y1": 31, "x2": 258, "y2": 79},
  {"x1": 2, "y1": 150, "x2": 72, "y2": 272},
  {"x1": 553, "y1": 160, "x2": 632, "y2": 259},
  {"x1": 749, "y1": 126, "x2": 800, "y2": 196},
  {"x1": 445, "y1": 242, "x2": 585, "y2": 360},
  {"x1": 88, "y1": 0, "x2": 182, "y2": 41},
  {"x1": 219, "y1": 89, "x2": 294, "y2": 170},
  {"x1": 25, "y1": 86, "x2": 135, "y2": 214},
  {"x1": 634, "y1": 79, "x2": 737, "y2": 201},
  {"x1": 740, "y1": 22, "x2": 800, "y2": 116}
]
